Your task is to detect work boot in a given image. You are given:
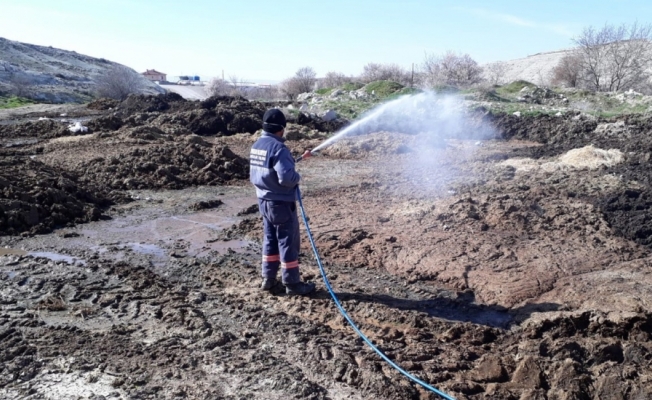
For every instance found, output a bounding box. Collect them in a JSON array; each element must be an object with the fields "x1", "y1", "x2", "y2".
[
  {"x1": 285, "y1": 281, "x2": 316, "y2": 296},
  {"x1": 261, "y1": 278, "x2": 277, "y2": 291}
]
